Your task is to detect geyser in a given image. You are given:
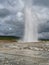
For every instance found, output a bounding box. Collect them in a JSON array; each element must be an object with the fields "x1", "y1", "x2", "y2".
[{"x1": 23, "y1": 0, "x2": 38, "y2": 42}]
